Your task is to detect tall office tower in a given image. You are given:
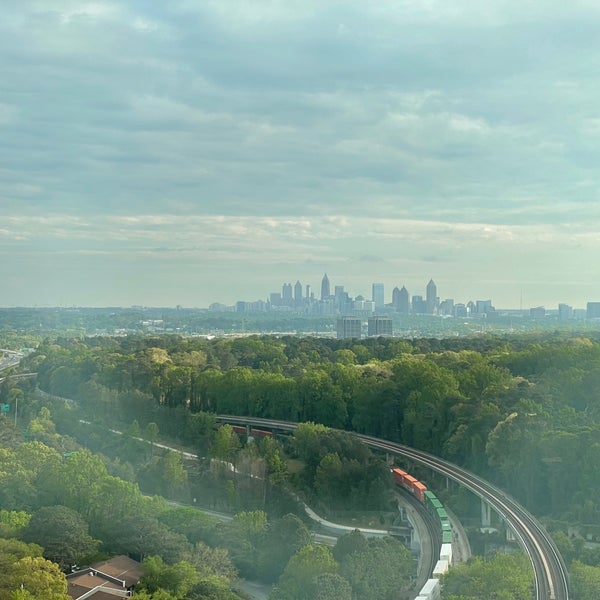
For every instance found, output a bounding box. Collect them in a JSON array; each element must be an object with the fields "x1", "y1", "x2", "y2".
[
  {"x1": 587, "y1": 302, "x2": 600, "y2": 319},
  {"x1": 282, "y1": 283, "x2": 293, "y2": 306},
  {"x1": 426, "y1": 279, "x2": 437, "y2": 314},
  {"x1": 398, "y1": 286, "x2": 410, "y2": 314},
  {"x1": 294, "y1": 280, "x2": 303, "y2": 305},
  {"x1": 439, "y1": 299, "x2": 454, "y2": 316},
  {"x1": 321, "y1": 273, "x2": 330, "y2": 300},
  {"x1": 305, "y1": 284, "x2": 311, "y2": 300},
  {"x1": 269, "y1": 292, "x2": 282, "y2": 307},
  {"x1": 412, "y1": 295, "x2": 427, "y2": 314},
  {"x1": 392, "y1": 287, "x2": 401, "y2": 311},
  {"x1": 372, "y1": 283, "x2": 385, "y2": 309},
  {"x1": 368, "y1": 316, "x2": 393, "y2": 337},
  {"x1": 336, "y1": 316, "x2": 362, "y2": 339},
  {"x1": 476, "y1": 299, "x2": 494, "y2": 315},
  {"x1": 558, "y1": 303, "x2": 573, "y2": 321}
]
